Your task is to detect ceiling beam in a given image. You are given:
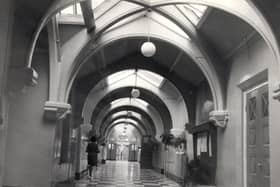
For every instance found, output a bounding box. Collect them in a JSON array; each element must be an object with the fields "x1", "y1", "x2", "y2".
[{"x1": 80, "y1": 0, "x2": 95, "y2": 32}]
